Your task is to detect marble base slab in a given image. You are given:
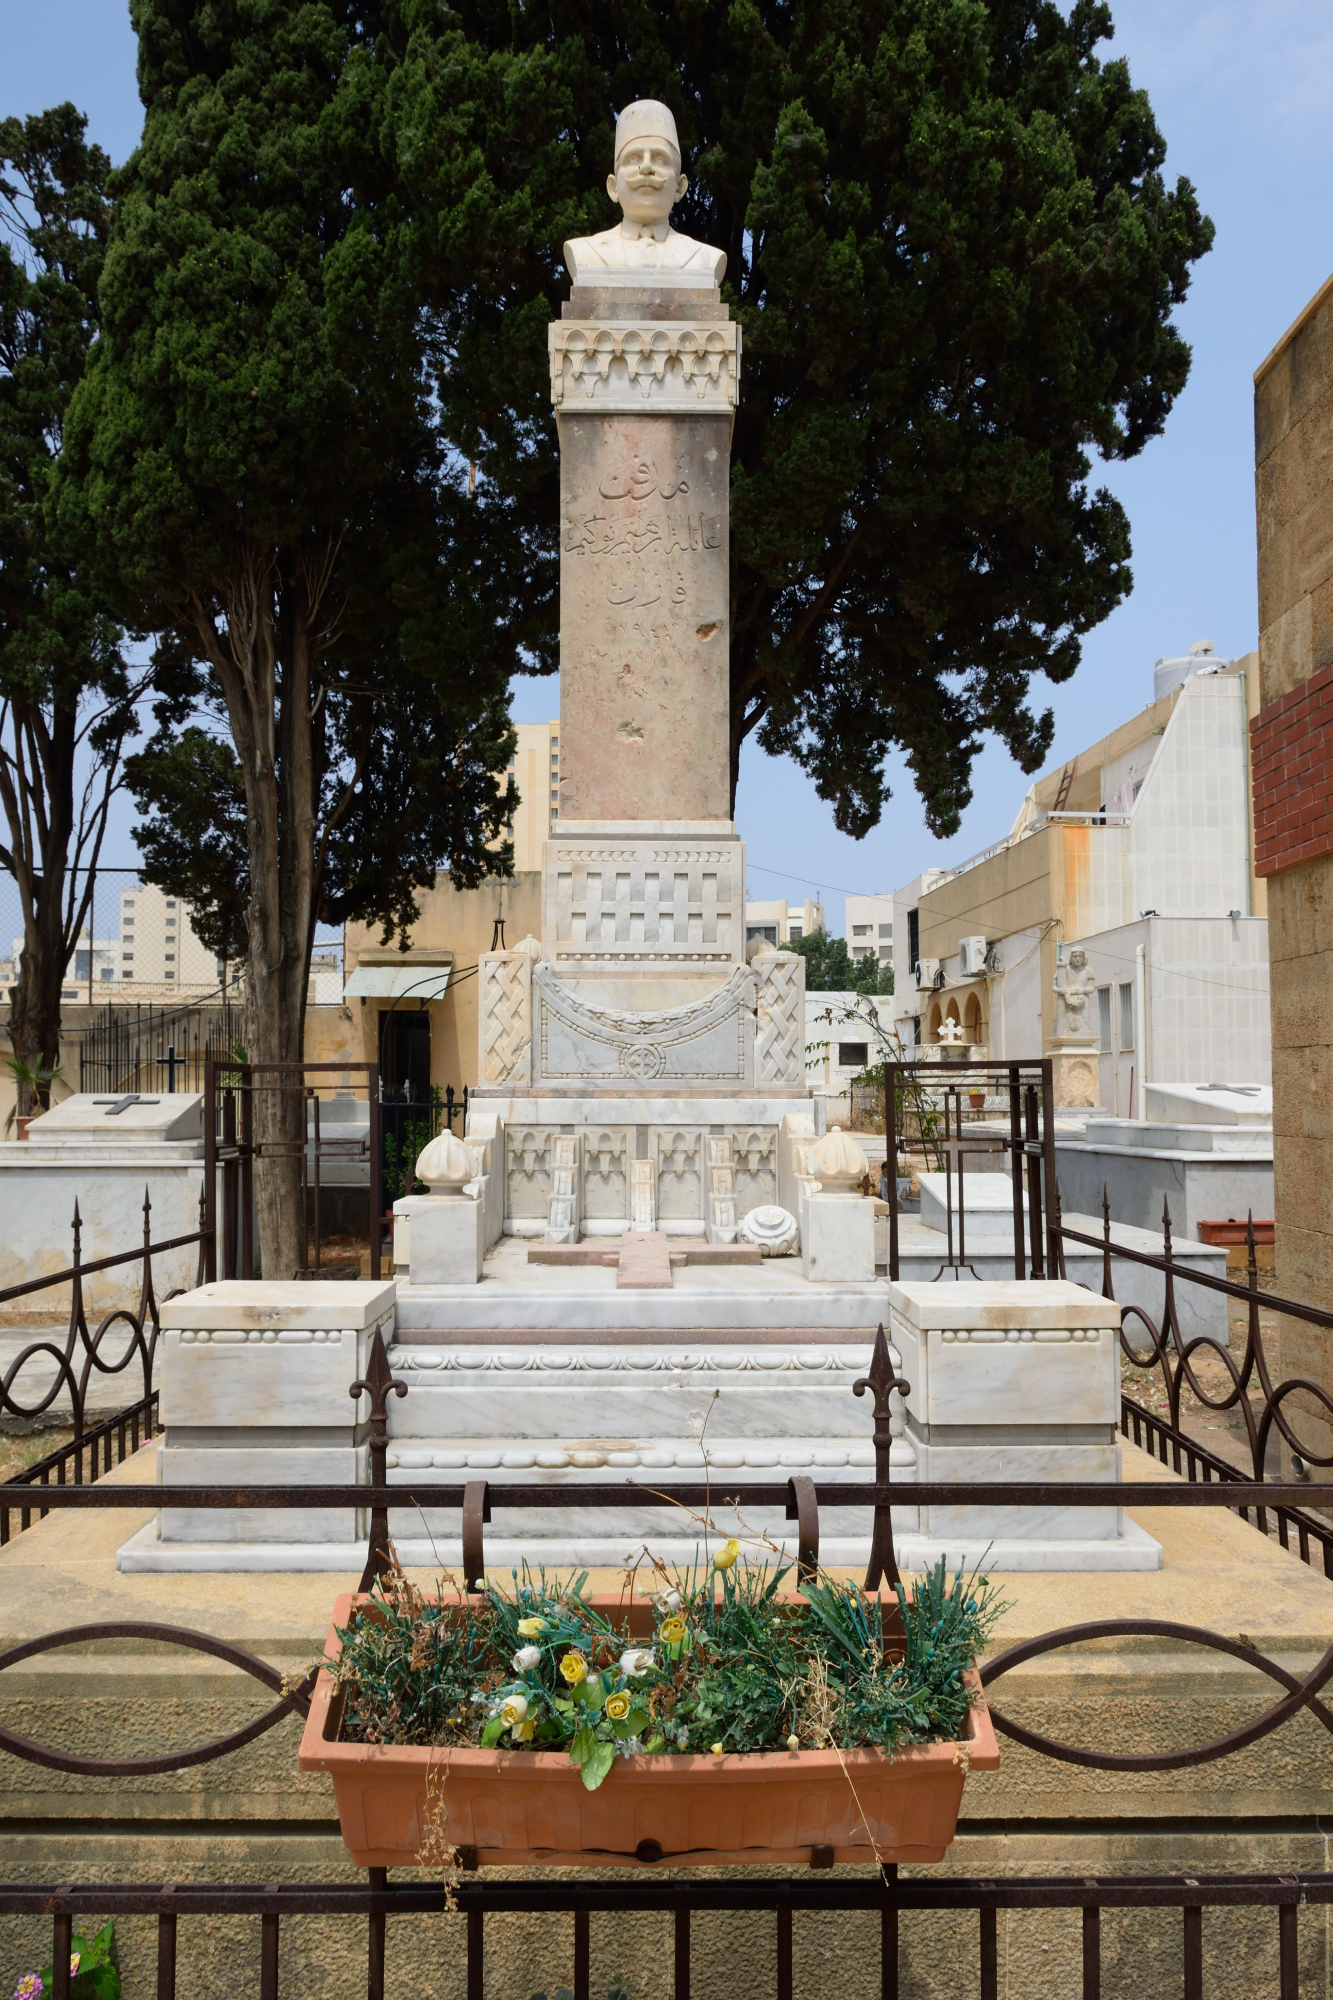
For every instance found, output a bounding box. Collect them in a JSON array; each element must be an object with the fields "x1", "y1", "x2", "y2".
[{"x1": 114, "y1": 1520, "x2": 1163, "y2": 1574}]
